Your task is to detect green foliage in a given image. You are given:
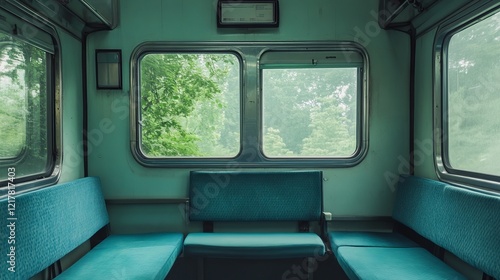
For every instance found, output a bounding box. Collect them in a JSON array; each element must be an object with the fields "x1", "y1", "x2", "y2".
[
  {"x1": 0, "y1": 34, "x2": 24, "y2": 157},
  {"x1": 0, "y1": 33, "x2": 47, "y2": 160},
  {"x1": 301, "y1": 94, "x2": 355, "y2": 156},
  {"x1": 446, "y1": 11, "x2": 500, "y2": 176},
  {"x1": 140, "y1": 52, "x2": 360, "y2": 159},
  {"x1": 263, "y1": 127, "x2": 294, "y2": 156},
  {"x1": 262, "y1": 69, "x2": 314, "y2": 154},
  {"x1": 0, "y1": 83, "x2": 26, "y2": 158},
  {"x1": 262, "y1": 68, "x2": 358, "y2": 157},
  {"x1": 140, "y1": 53, "x2": 238, "y2": 157},
  {"x1": 0, "y1": 31, "x2": 49, "y2": 182}
]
